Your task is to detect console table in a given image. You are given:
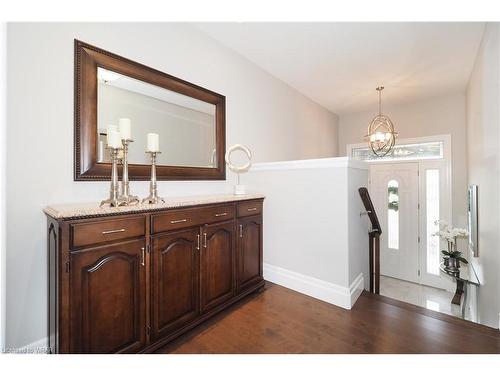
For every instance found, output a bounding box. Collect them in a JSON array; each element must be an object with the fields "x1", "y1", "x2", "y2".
[{"x1": 439, "y1": 262, "x2": 480, "y2": 319}]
